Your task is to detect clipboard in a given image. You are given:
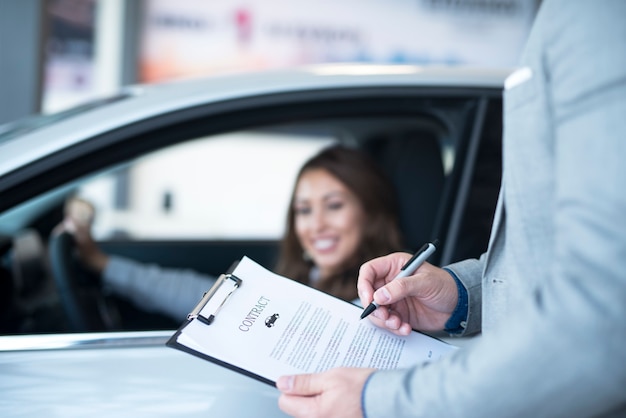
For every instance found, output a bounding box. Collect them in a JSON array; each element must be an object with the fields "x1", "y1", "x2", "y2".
[
  {"x1": 186, "y1": 273, "x2": 242, "y2": 326},
  {"x1": 166, "y1": 261, "x2": 276, "y2": 385},
  {"x1": 167, "y1": 256, "x2": 457, "y2": 387}
]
